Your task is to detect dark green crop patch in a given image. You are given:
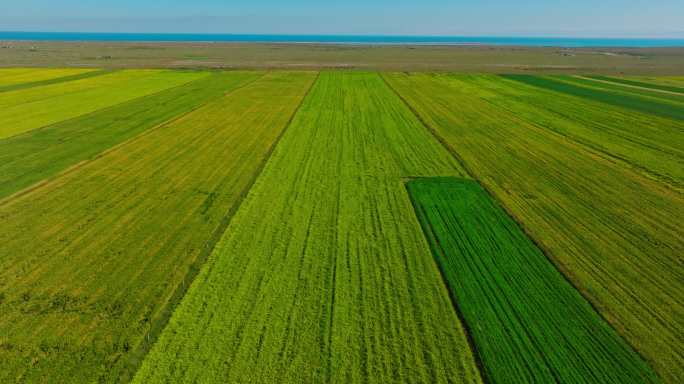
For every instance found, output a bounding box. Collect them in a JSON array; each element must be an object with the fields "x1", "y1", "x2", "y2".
[{"x1": 407, "y1": 177, "x2": 660, "y2": 384}]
